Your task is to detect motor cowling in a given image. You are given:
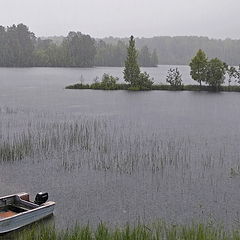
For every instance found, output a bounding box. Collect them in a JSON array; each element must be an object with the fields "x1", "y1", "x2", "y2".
[{"x1": 34, "y1": 192, "x2": 48, "y2": 205}]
